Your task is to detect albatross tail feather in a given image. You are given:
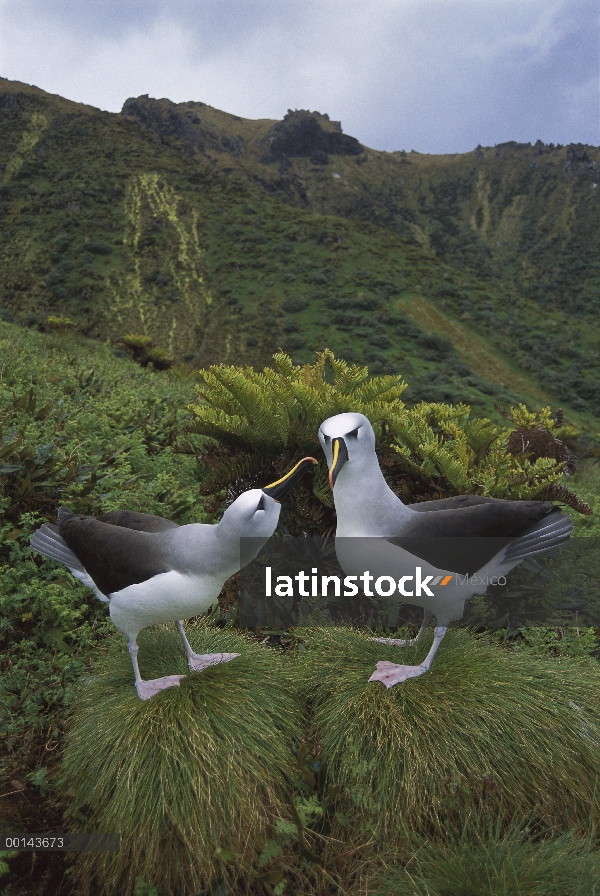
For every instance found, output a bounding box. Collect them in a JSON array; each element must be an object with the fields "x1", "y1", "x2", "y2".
[
  {"x1": 30, "y1": 524, "x2": 109, "y2": 603},
  {"x1": 30, "y1": 525, "x2": 85, "y2": 571},
  {"x1": 502, "y1": 511, "x2": 573, "y2": 564}
]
